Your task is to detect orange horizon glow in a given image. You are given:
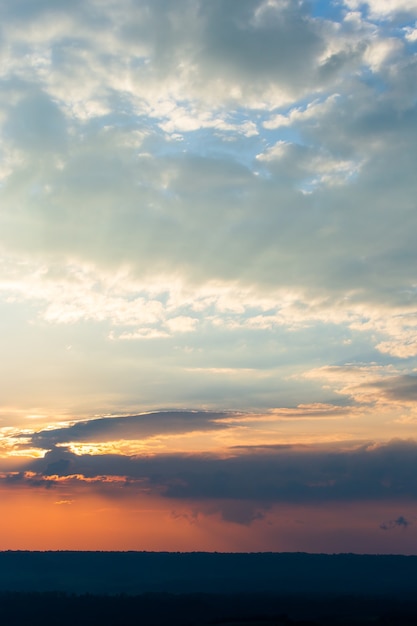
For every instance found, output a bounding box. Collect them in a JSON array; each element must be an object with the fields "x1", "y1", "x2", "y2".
[{"x1": 0, "y1": 481, "x2": 416, "y2": 554}]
